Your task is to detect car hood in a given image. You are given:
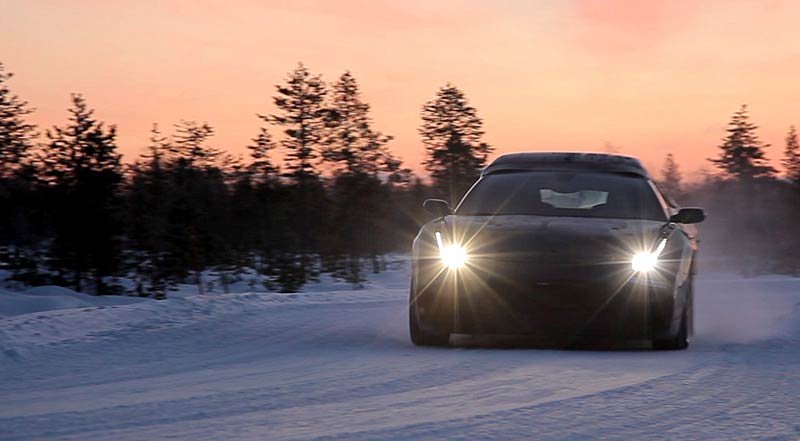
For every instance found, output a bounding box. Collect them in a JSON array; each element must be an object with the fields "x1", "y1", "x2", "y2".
[{"x1": 441, "y1": 215, "x2": 666, "y2": 262}]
